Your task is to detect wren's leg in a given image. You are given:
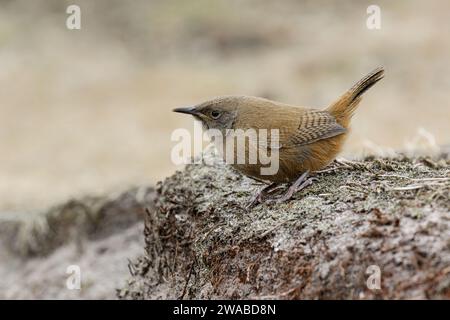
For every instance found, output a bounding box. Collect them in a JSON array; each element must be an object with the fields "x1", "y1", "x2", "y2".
[
  {"x1": 246, "y1": 182, "x2": 278, "y2": 209},
  {"x1": 268, "y1": 171, "x2": 315, "y2": 204}
]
